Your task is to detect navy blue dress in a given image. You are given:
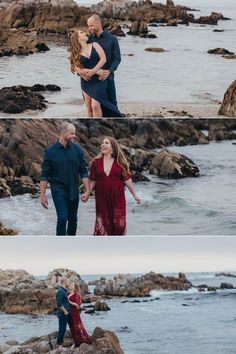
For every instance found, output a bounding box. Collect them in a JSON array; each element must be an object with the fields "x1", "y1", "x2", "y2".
[{"x1": 80, "y1": 46, "x2": 122, "y2": 117}]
